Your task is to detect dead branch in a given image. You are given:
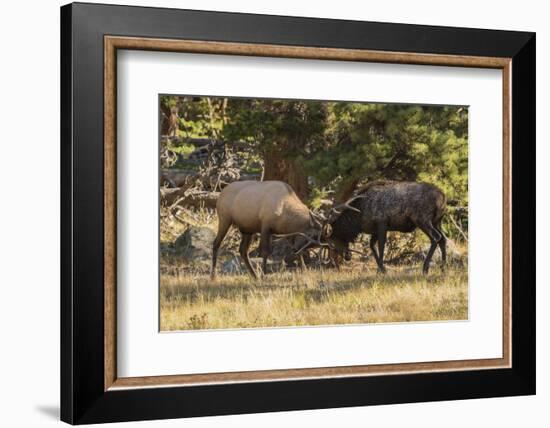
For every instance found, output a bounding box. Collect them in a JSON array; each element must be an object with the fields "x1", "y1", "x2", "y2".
[{"x1": 447, "y1": 212, "x2": 469, "y2": 242}]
